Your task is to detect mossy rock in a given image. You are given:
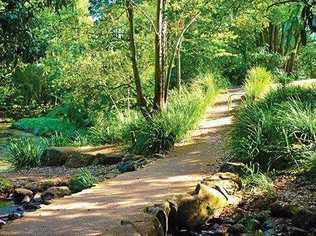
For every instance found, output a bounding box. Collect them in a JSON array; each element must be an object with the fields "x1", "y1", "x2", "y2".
[
  {"x1": 64, "y1": 153, "x2": 96, "y2": 168},
  {"x1": 41, "y1": 148, "x2": 69, "y2": 166},
  {"x1": 176, "y1": 184, "x2": 228, "y2": 229},
  {"x1": 94, "y1": 154, "x2": 123, "y2": 166}
]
